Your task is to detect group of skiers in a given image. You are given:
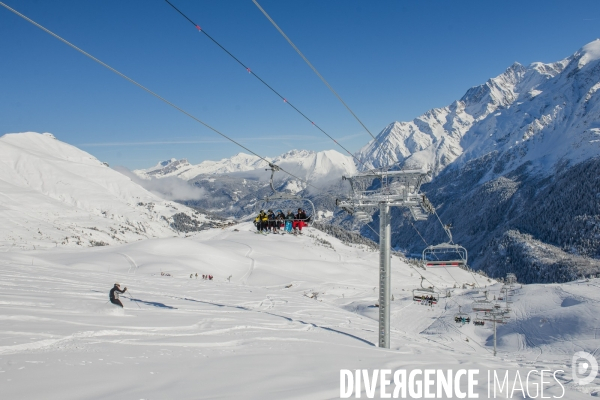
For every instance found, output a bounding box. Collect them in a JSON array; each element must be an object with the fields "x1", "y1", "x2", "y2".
[
  {"x1": 455, "y1": 316, "x2": 471, "y2": 324},
  {"x1": 414, "y1": 295, "x2": 436, "y2": 306},
  {"x1": 254, "y1": 208, "x2": 310, "y2": 234},
  {"x1": 189, "y1": 273, "x2": 213, "y2": 280}
]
